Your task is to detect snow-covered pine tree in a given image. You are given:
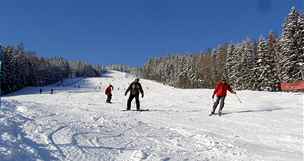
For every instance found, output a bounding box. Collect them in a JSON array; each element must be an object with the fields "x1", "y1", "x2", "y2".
[
  {"x1": 224, "y1": 44, "x2": 237, "y2": 87},
  {"x1": 176, "y1": 56, "x2": 190, "y2": 88},
  {"x1": 298, "y1": 12, "x2": 304, "y2": 79},
  {"x1": 238, "y1": 39, "x2": 256, "y2": 90},
  {"x1": 187, "y1": 55, "x2": 201, "y2": 88},
  {"x1": 213, "y1": 44, "x2": 228, "y2": 86},
  {"x1": 278, "y1": 7, "x2": 303, "y2": 82},
  {"x1": 199, "y1": 51, "x2": 214, "y2": 88},
  {"x1": 234, "y1": 44, "x2": 246, "y2": 89},
  {"x1": 225, "y1": 43, "x2": 244, "y2": 89},
  {"x1": 255, "y1": 36, "x2": 277, "y2": 90},
  {"x1": 268, "y1": 32, "x2": 280, "y2": 86},
  {"x1": 256, "y1": 37, "x2": 268, "y2": 90}
]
